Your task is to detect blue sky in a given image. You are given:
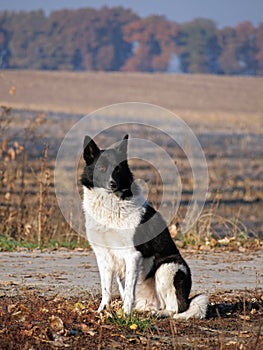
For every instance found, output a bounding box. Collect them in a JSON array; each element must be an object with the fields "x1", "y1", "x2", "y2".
[{"x1": 0, "y1": 0, "x2": 262, "y2": 28}]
